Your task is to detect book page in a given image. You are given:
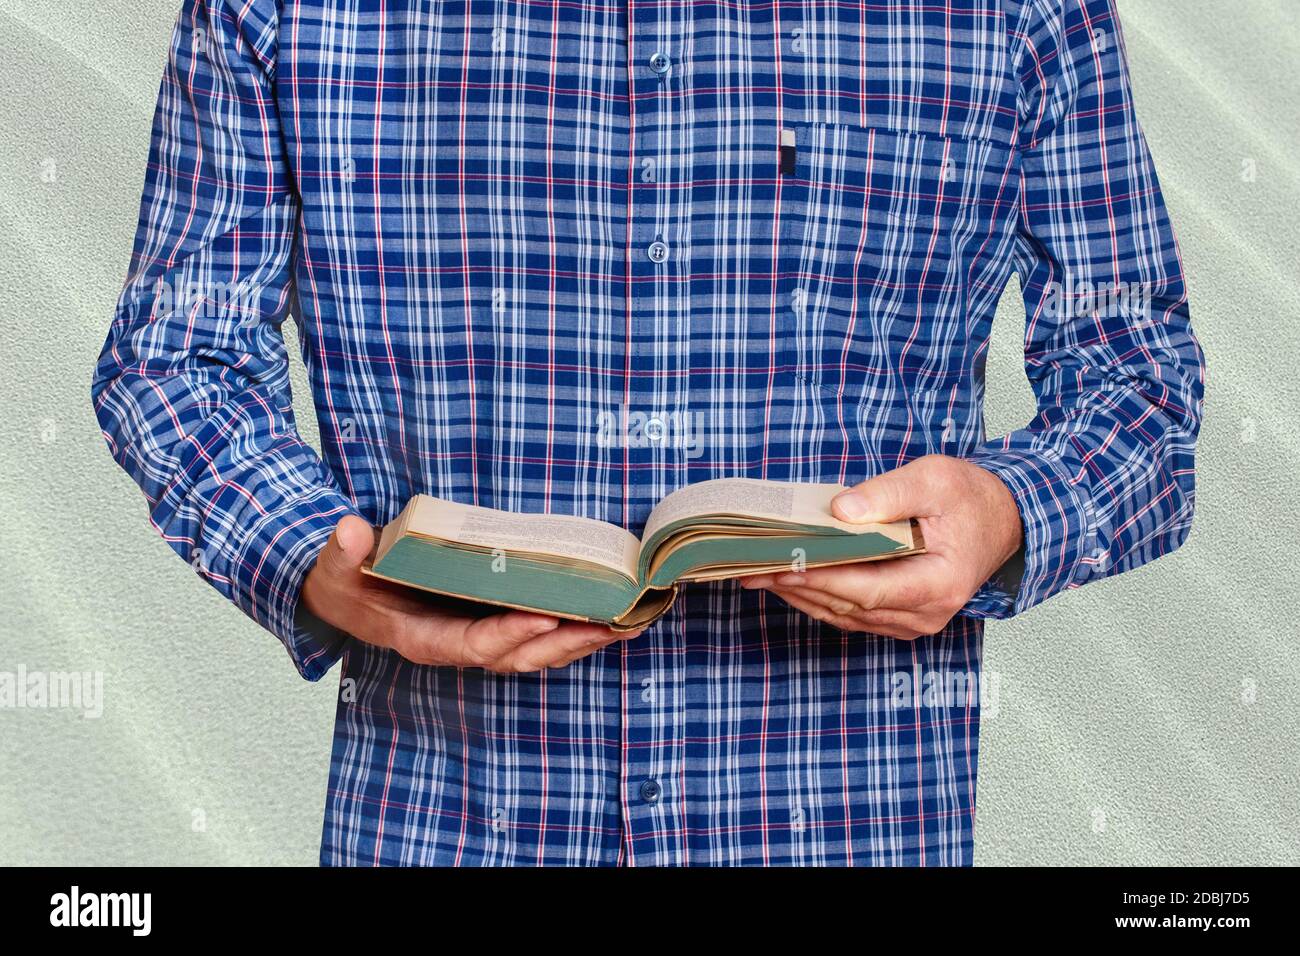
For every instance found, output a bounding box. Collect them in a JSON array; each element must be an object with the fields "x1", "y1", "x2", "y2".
[
  {"x1": 403, "y1": 496, "x2": 641, "y2": 577},
  {"x1": 641, "y1": 478, "x2": 915, "y2": 547}
]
